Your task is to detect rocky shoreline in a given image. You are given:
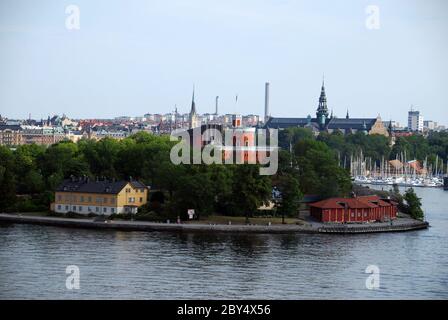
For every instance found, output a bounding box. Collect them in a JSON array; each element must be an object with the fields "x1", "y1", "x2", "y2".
[{"x1": 0, "y1": 213, "x2": 429, "y2": 234}]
